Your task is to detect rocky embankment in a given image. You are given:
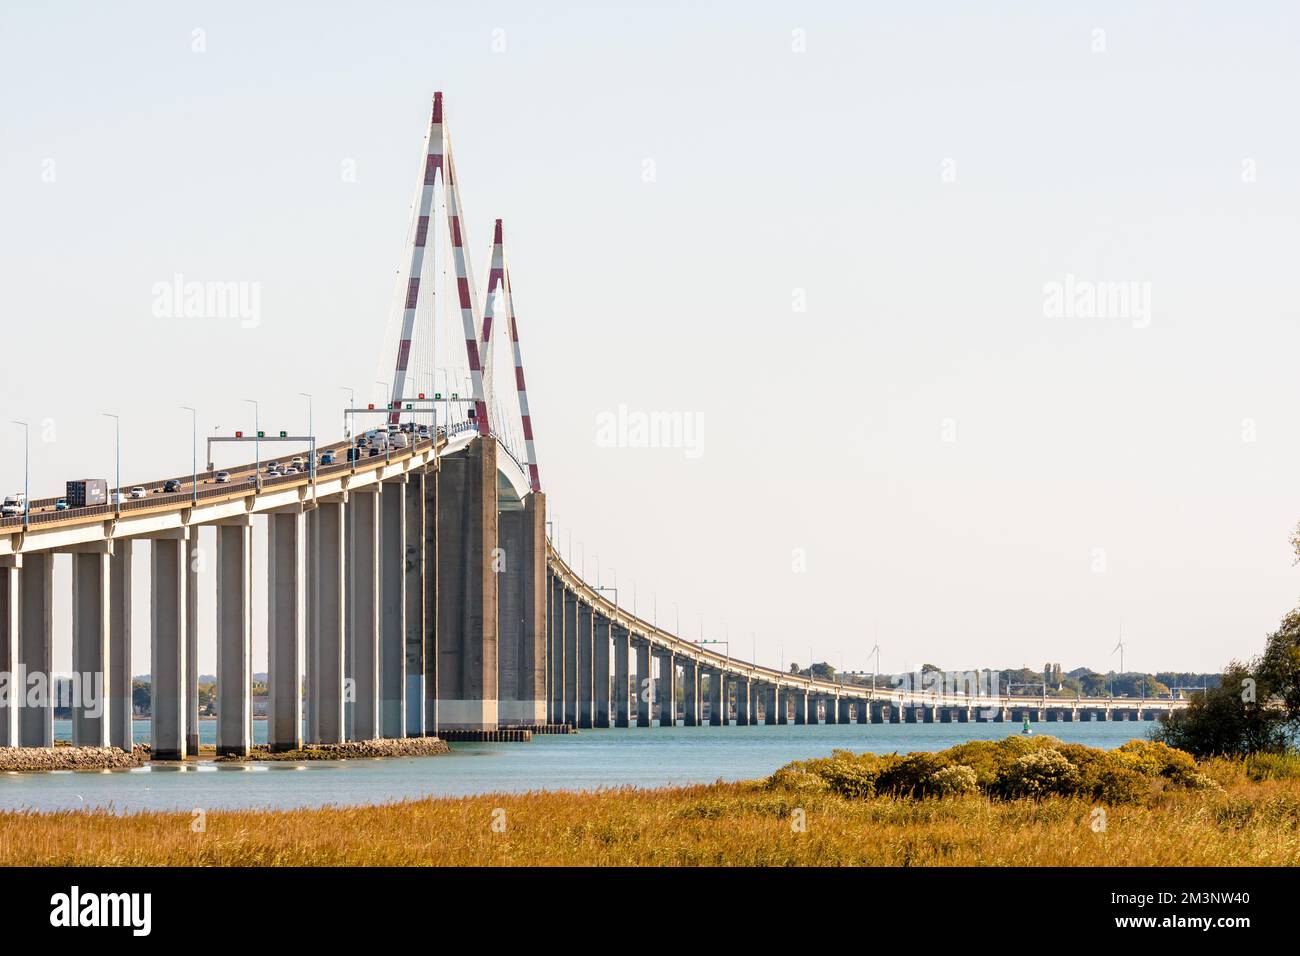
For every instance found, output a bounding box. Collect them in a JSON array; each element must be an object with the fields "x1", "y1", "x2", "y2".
[
  {"x1": 218, "y1": 737, "x2": 451, "y2": 762},
  {"x1": 0, "y1": 745, "x2": 147, "y2": 772}
]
